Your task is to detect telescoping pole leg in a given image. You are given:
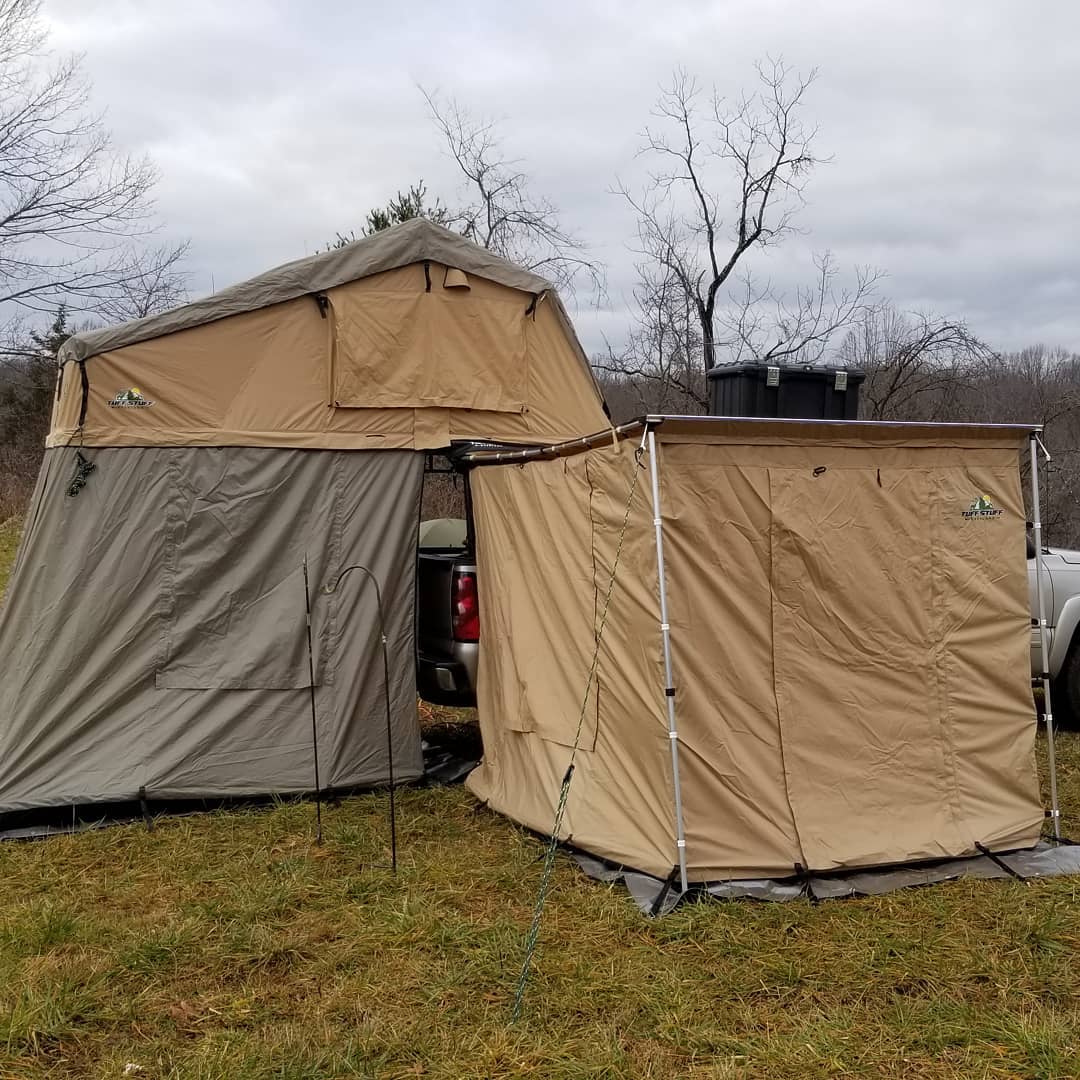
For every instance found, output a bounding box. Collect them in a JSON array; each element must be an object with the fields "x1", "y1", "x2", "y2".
[
  {"x1": 303, "y1": 558, "x2": 323, "y2": 845},
  {"x1": 646, "y1": 429, "x2": 689, "y2": 893},
  {"x1": 1030, "y1": 433, "x2": 1061, "y2": 840}
]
